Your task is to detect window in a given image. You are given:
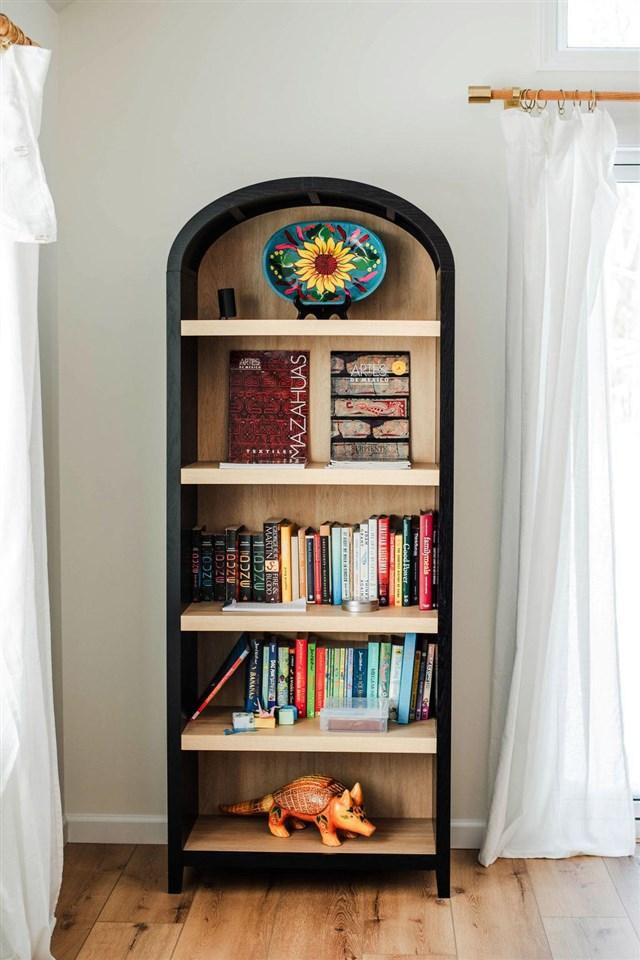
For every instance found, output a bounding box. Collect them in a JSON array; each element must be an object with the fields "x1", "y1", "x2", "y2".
[
  {"x1": 605, "y1": 157, "x2": 640, "y2": 817},
  {"x1": 540, "y1": 0, "x2": 640, "y2": 70}
]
